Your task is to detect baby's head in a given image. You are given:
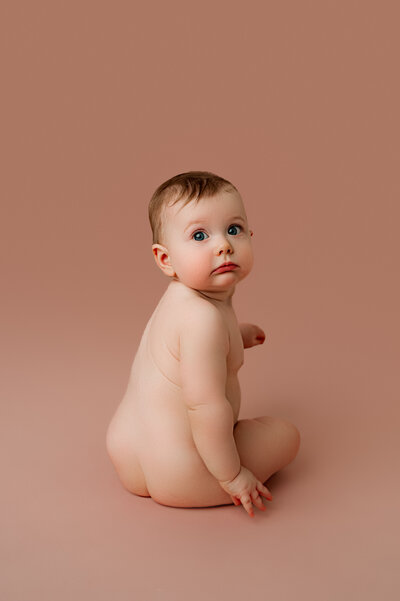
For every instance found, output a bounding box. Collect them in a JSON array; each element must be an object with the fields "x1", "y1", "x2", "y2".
[{"x1": 148, "y1": 171, "x2": 254, "y2": 295}]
